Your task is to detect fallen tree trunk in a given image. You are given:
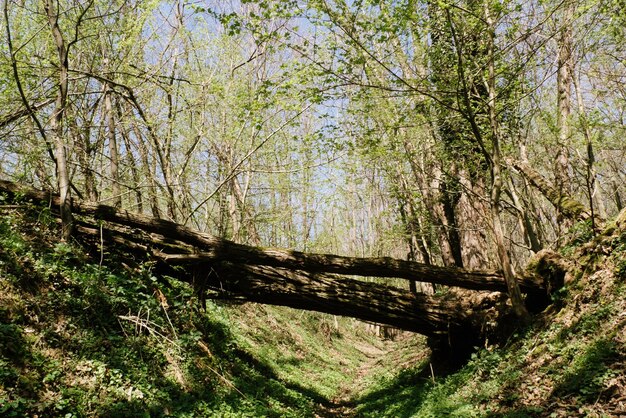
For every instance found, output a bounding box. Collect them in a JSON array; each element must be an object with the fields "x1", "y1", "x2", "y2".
[
  {"x1": 1, "y1": 179, "x2": 560, "y2": 356},
  {"x1": 67, "y1": 221, "x2": 517, "y2": 353},
  {"x1": 510, "y1": 160, "x2": 600, "y2": 224},
  {"x1": 0, "y1": 179, "x2": 545, "y2": 295},
  {"x1": 158, "y1": 251, "x2": 539, "y2": 293},
  {"x1": 196, "y1": 262, "x2": 516, "y2": 350},
  {"x1": 208, "y1": 263, "x2": 462, "y2": 335},
  {"x1": 71, "y1": 219, "x2": 509, "y2": 334}
]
